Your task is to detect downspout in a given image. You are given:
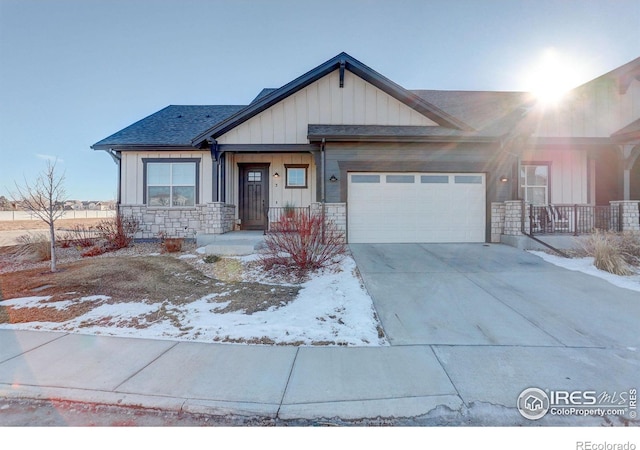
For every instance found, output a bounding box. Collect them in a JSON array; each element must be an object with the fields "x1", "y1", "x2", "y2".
[
  {"x1": 321, "y1": 138, "x2": 326, "y2": 205},
  {"x1": 209, "y1": 139, "x2": 220, "y2": 202},
  {"x1": 104, "y1": 149, "x2": 121, "y2": 208},
  {"x1": 321, "y1": 138, "x2": 326, "y2": 241}
]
